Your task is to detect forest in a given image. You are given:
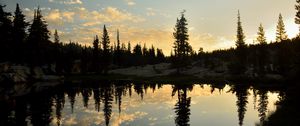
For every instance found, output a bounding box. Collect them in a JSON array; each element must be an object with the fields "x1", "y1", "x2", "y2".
[{"x1": 1, "y1": 2, "x2": 300, "y2": 82}]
